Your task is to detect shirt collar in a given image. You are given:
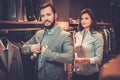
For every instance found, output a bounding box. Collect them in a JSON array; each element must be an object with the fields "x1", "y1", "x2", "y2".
[
  {"x1": 45, "y1": 26, "x2": 58, "y2": 34},
  {"x1": 0, "y1": 40, "x2": 9, "y2": 50}
]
